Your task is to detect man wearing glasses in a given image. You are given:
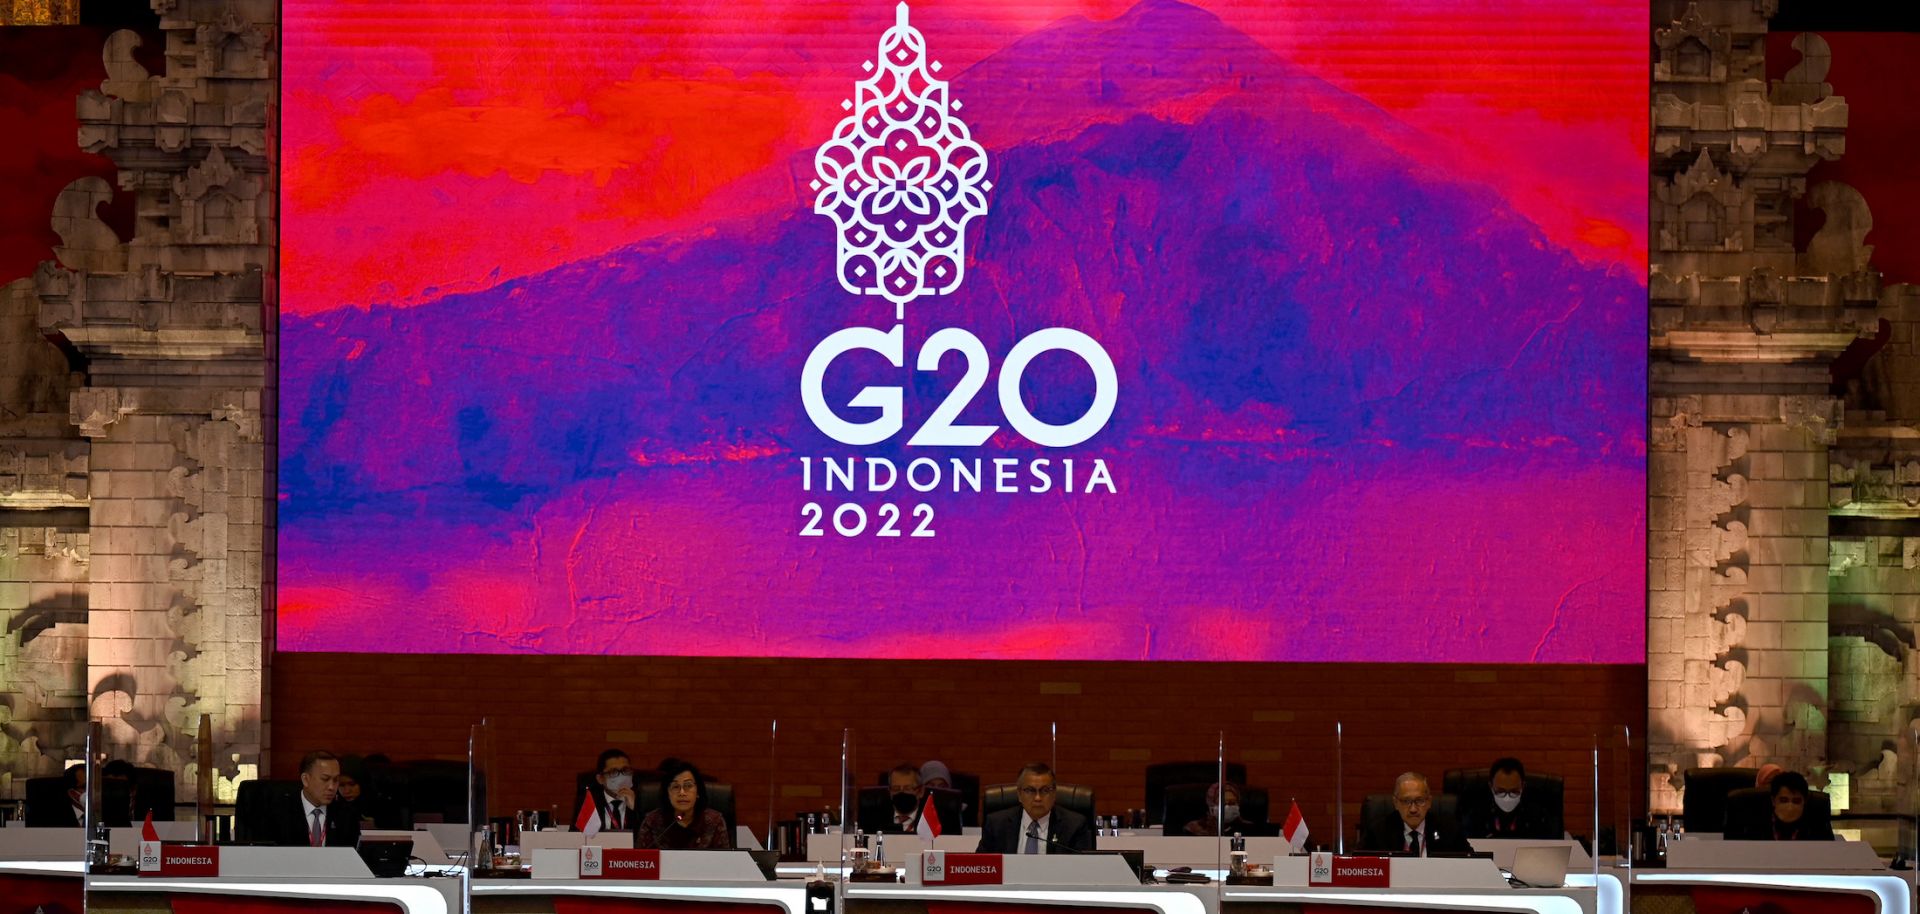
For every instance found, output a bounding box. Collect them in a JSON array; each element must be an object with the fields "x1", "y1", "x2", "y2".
[
  {"x1": 976, "y1": 763, "x2": 1095, "y2": 853},
  {"x1": 1359, "y1": 772, "x2": 1468, "y2": 855},
  {"x1": 578, "y1": 749, "x2": 640, "y2": 834},
  {"x1": 1459, "y1": 757, "x2": 1555, "y2": 839}
]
